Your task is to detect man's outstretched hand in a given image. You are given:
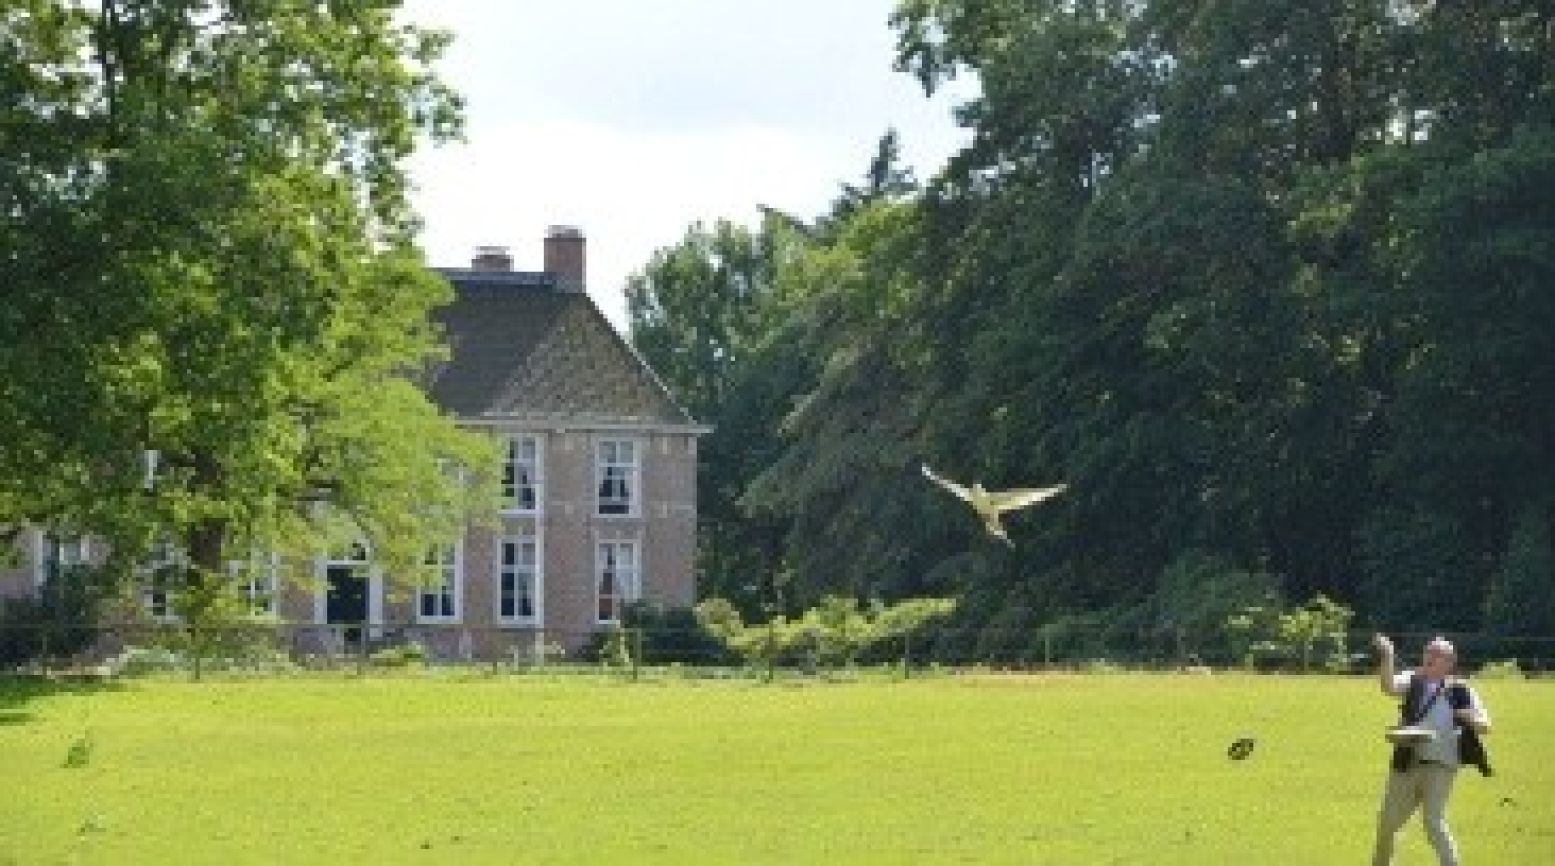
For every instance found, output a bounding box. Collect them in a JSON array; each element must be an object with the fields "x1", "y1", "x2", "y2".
[{"x1": 1373, "y1": 633, "x2": 1395, "y2": 658}]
